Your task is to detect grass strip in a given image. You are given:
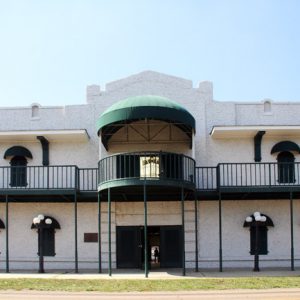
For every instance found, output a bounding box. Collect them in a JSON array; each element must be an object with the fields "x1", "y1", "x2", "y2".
[{"x1": 0, "y1": 277, "x2": 300, "y2": 292}]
